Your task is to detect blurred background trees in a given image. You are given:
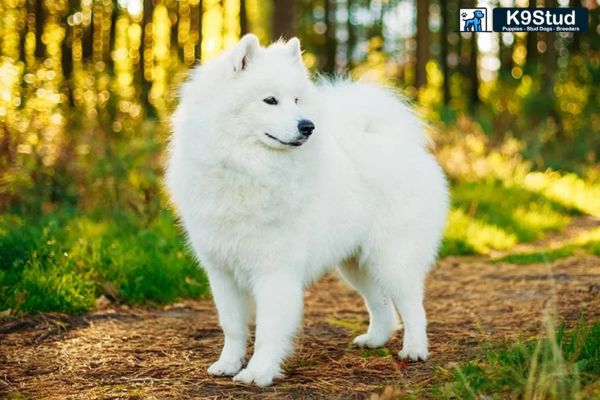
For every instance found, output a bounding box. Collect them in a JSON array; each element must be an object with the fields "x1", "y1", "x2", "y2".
[{"x1": 0, "y1": 0, "x2": 598, "y2": 214}]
